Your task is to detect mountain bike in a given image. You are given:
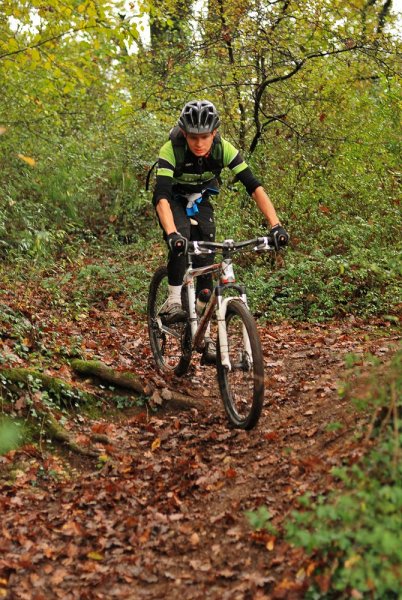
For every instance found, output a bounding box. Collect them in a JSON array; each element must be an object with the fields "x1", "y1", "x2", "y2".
[{"x1": 147, "y1": 236, "x2": 276, "y2": 430}]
